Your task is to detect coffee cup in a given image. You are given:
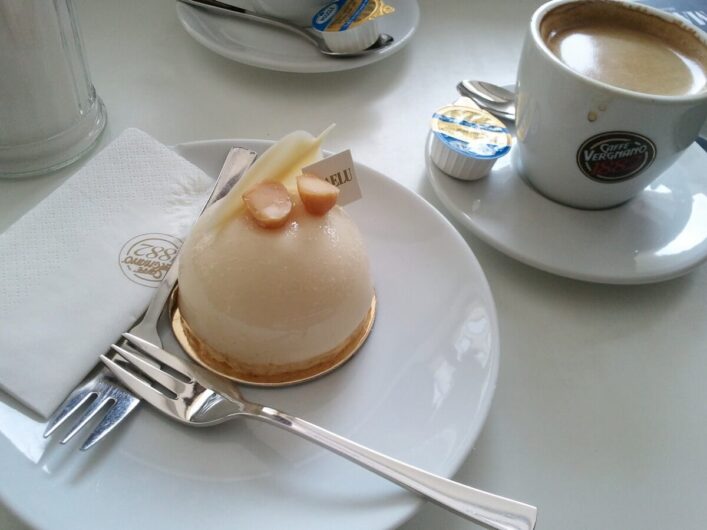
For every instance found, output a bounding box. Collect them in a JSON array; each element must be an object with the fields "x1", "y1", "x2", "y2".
[
  {"x1": 514, "y1": 0, "x2": 707, "y2": 209},
  {"x1": 250, "y1": 0, "x2": 330, "y2": 26}
]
